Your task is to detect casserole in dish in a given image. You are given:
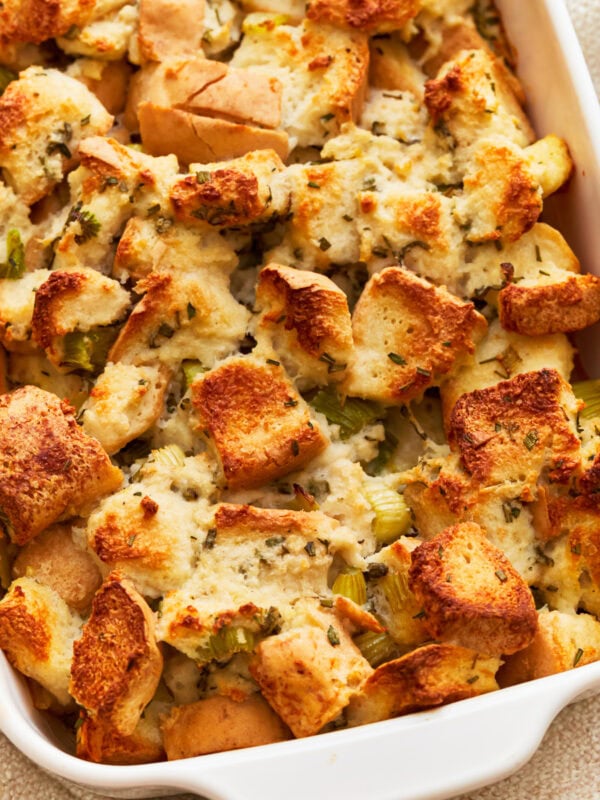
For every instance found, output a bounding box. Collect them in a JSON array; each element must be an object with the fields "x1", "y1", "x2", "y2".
[{"x1": 1, "y1": 0, "x2": 600, "y2": 798}]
